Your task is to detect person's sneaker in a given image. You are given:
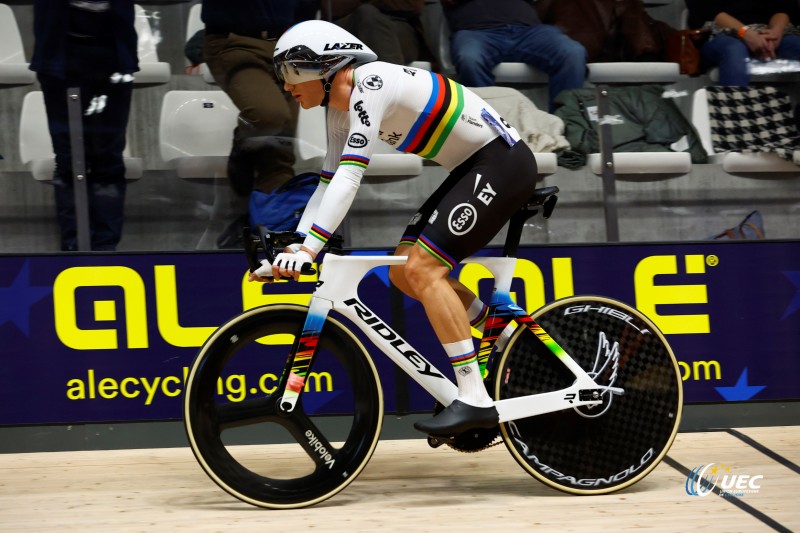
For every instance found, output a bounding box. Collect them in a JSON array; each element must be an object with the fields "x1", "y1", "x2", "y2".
[{"x1": 413, "y1": 400, "x2": 499, "y2": 437}]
